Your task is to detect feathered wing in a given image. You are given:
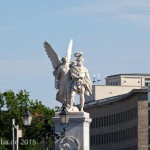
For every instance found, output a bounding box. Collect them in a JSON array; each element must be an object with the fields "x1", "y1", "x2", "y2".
[
  {"x1": 66, "y1": 39, "x2": 73, "y2": 63},
  {"x1": 43, "y1": 41, "x2": 61, "y2": 69}
]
